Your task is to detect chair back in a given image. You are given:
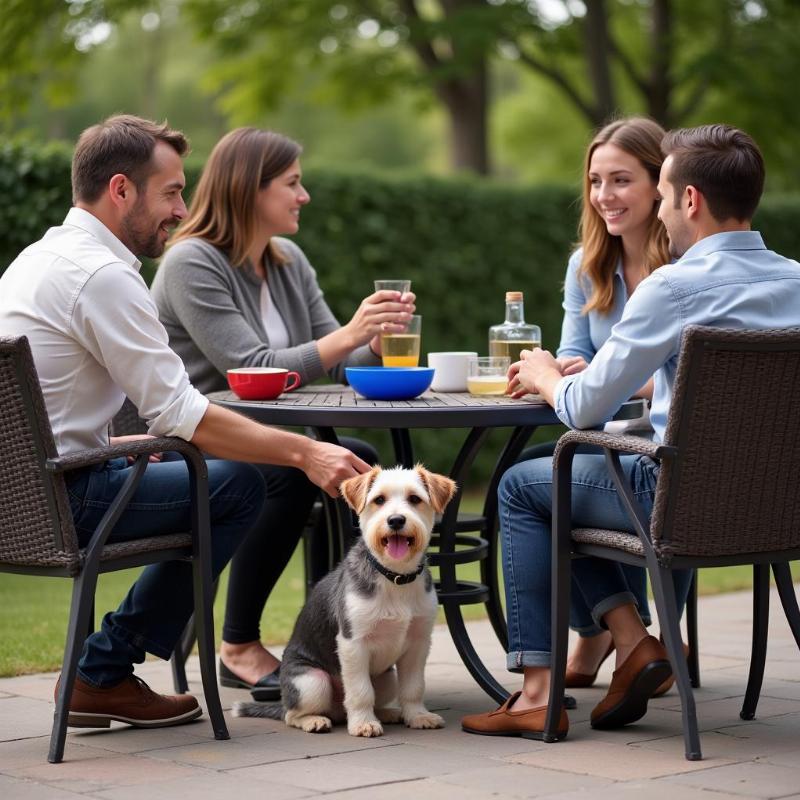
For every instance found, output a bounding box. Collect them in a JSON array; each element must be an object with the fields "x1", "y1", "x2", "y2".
[
  {"x1": 0, "y1": 336, "x2": 80, "y2": 572},
  {"x1": 651, "y1": 325, "x2": 800, "y2": 560}
]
